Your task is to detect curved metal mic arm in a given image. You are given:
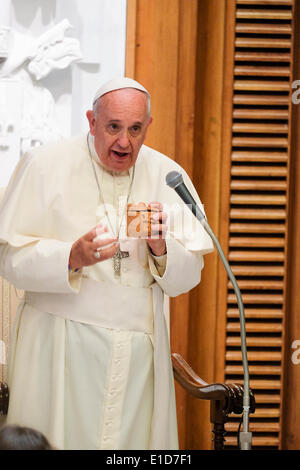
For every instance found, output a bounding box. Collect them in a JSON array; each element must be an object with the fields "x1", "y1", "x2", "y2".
[{"x1": 194, "y1": 207, "x2": 252, "y2": 449}]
